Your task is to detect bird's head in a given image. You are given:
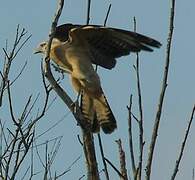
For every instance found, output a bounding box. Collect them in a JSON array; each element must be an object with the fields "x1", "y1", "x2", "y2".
[{"x1": 34, "y1": 38, "x2": 61, "y2": 55}]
